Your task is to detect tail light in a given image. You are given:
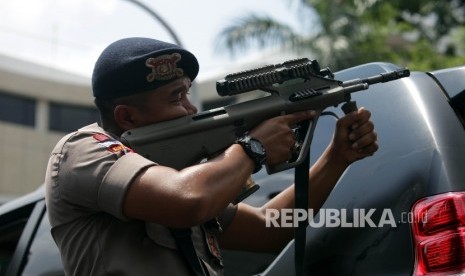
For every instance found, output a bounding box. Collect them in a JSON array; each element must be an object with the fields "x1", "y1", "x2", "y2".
[{"x1": 411, "y1": 192, "x2": 465, "y2": 276}]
